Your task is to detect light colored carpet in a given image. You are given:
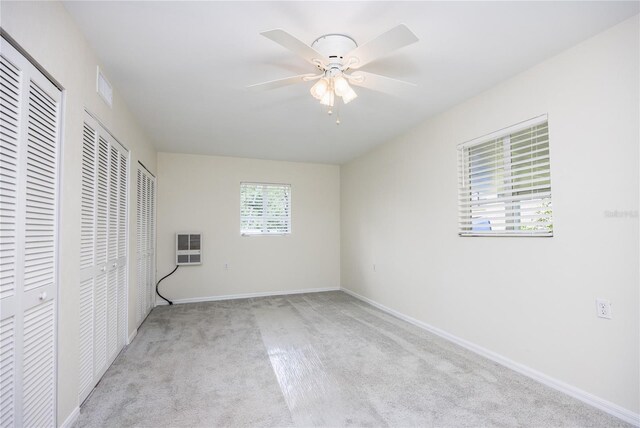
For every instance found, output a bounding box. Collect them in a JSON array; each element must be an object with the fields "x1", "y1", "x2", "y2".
[{"x1": 75, "y1": 291, "x2": 629, "y2": 427}]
